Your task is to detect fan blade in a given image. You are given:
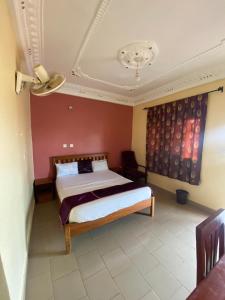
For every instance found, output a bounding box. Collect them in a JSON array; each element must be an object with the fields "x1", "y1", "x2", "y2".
[{"x1": 31, "y1": 74, "x2": 65, "y2": 96}]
